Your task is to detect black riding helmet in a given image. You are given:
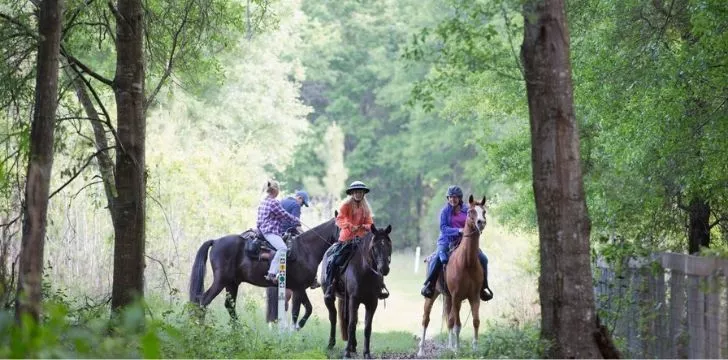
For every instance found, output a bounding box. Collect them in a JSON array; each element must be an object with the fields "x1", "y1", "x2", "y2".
[
  {"x1": 446, "y1": 185, "x2": 463, "y2": 199},
  {"x1": 346, "y1": 181, "x2": 370, "y2": 195}
]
